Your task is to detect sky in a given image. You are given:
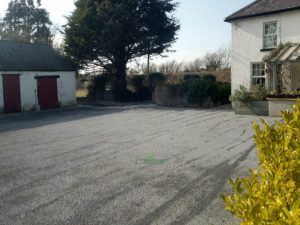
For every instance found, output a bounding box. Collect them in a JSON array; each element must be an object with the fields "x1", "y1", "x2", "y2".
[{"x1": 0, "y1": 0, "x2": 253, "y2": 63}]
